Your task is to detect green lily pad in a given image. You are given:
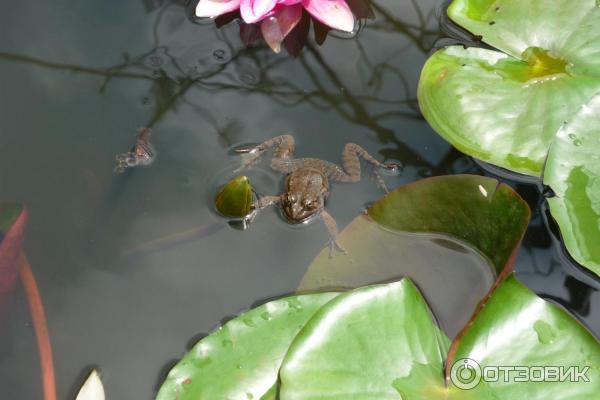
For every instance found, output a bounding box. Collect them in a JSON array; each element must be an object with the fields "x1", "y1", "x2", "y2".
[
  {"x1": 418, "y1": 46, "x2": 600, "y2": 176},
  {"x1": 448, "y1": 275, "x2": 600, "y2": 399},
  {"x1": 280, "y1": 279, "x2": 450, "y2": 399},
  {"x1": 447, "y1": 0, "x2": 600, "y2": 77},
  {"x1": 418, "y1": 0, "x2": 600, "y2": 273},
  {"x1": 299, "y1": 175, "x2": 529, "y2": 336},
  {"x1": 156, "y1": 292, "x2": 338, "y2": 400},
  {"x1": 368, "y1": 175, "x2": 529, "y2": 273},
  {"x1": 280, "y1": 275, "x2": 600, "y2": 399},
  {"x1": 214, "y1": 175, "x2": 254, "y2": 218},
  {"x1": 544, "y1": 94, "x2": 600, "y2": 276}
]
